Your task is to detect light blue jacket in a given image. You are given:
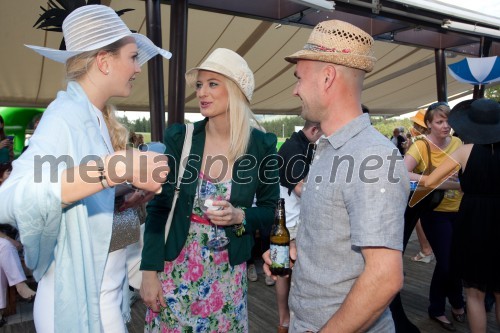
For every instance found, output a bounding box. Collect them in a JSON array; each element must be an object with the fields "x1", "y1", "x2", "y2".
[{"x1": 0, "y1": 81, "x2": 130, "y2": 332}]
